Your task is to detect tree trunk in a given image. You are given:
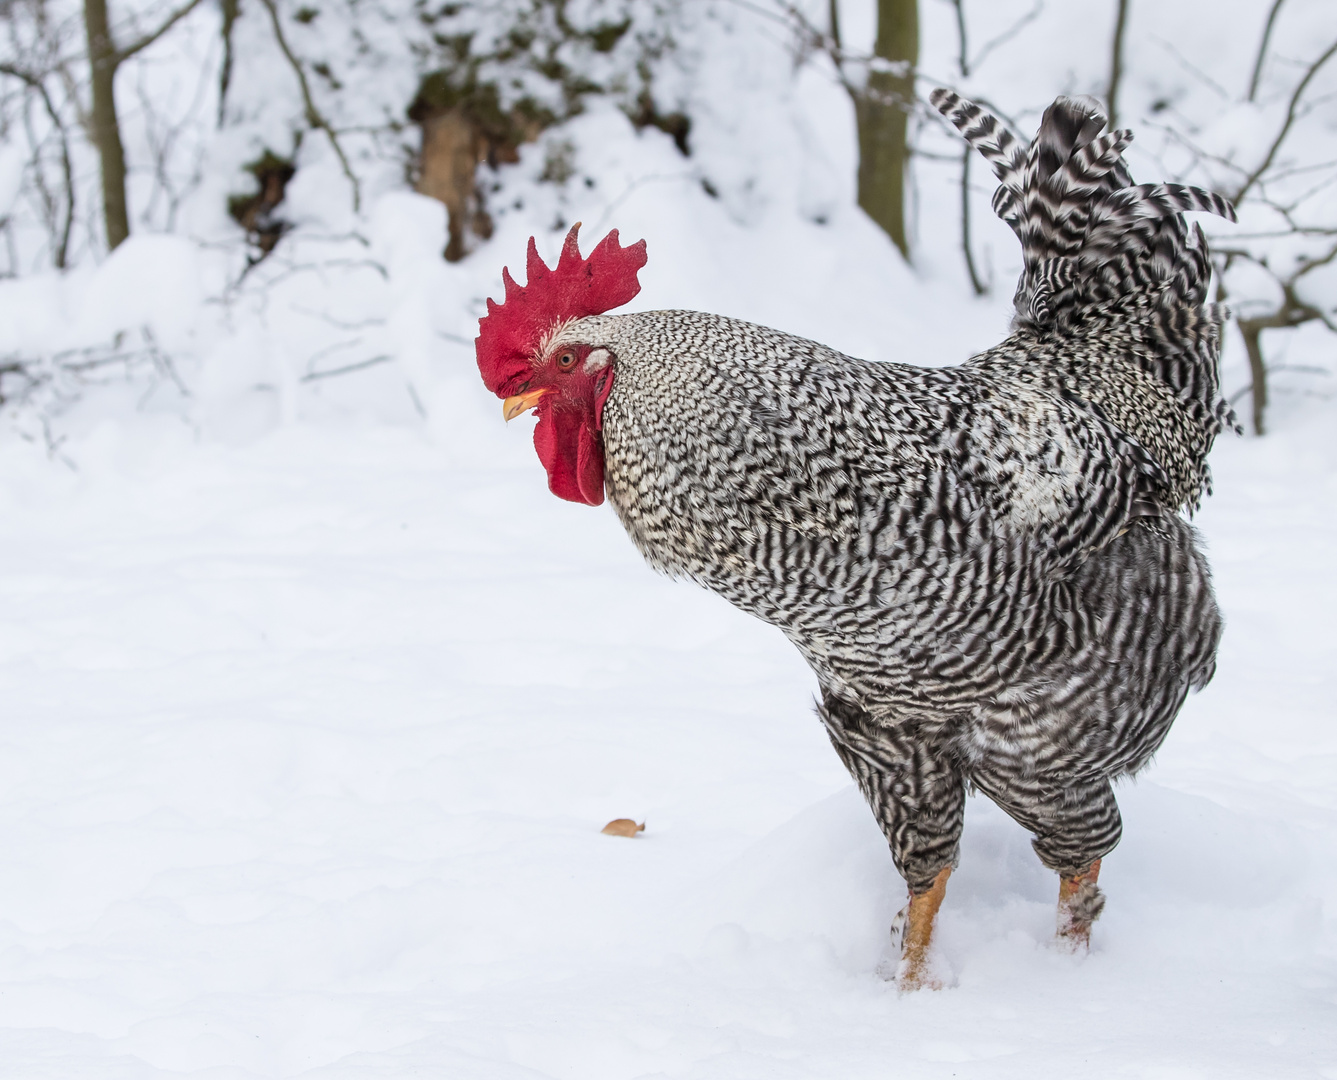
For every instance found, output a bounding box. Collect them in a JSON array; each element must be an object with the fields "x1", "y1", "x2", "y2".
[
  {"x1": 84, "y1": 0, "x2": 130, "y2": 249},
  {"x1": 218, "y1": 0, "x2": 240, "y2": 127},
  {"x1": 1239, "y1": 319, "x2": 1269, "y2": 436},
  {"x1": 855, "y1": 0, "x2": 917, "y2": 259},
  {"x1": 416, "y1": 107, "x2": 491, "y2": 262}
]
